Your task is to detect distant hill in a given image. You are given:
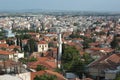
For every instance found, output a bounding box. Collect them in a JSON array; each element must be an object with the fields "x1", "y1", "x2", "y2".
[{"x1": 0, "y1": 9, "x2": 120, "y2": 16}]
